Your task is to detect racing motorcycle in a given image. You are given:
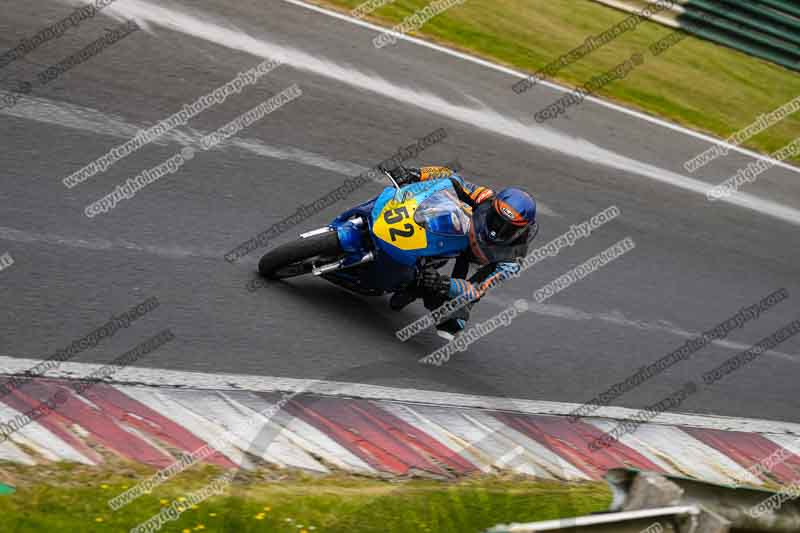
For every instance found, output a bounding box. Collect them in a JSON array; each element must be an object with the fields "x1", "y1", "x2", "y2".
[{"x1": 258, "y1": 170, "x2": 472, "y2": 296}]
